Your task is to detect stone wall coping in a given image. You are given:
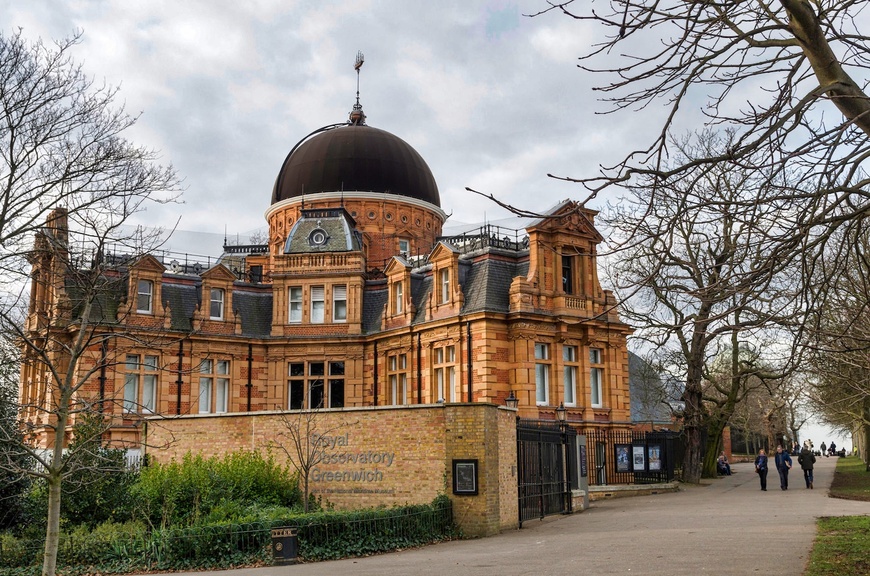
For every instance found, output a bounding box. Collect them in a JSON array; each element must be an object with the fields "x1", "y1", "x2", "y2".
[{"x1": 144, "y1": 402, "x2": 519, "y2": 421}]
